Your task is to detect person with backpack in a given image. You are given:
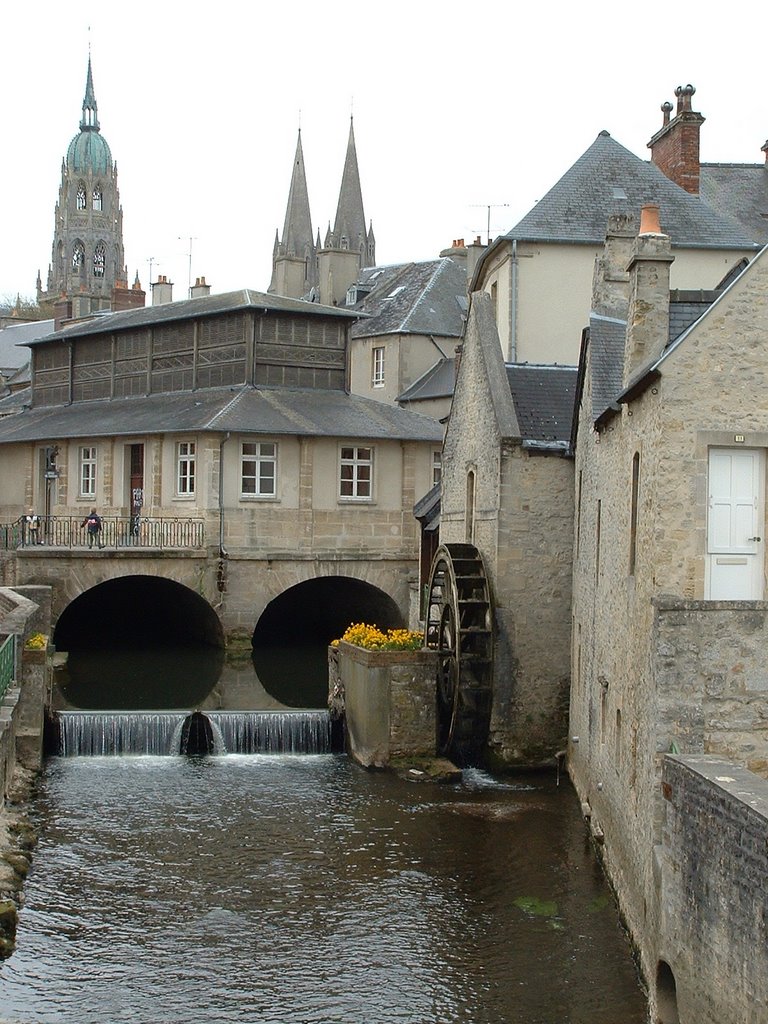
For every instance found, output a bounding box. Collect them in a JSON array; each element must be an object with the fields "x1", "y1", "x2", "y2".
[{"x1": 81, "y1": 508, "x2": 104, "y2": 549}]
